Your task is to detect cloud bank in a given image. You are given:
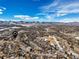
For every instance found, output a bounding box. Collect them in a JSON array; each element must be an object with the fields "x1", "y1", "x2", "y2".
[
  {"x1": 14, "y1": 15, "x2": 39, "y2": 21},
  {"x1": 39, "y1": 0, "x2": 79, "y2": 22}
]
